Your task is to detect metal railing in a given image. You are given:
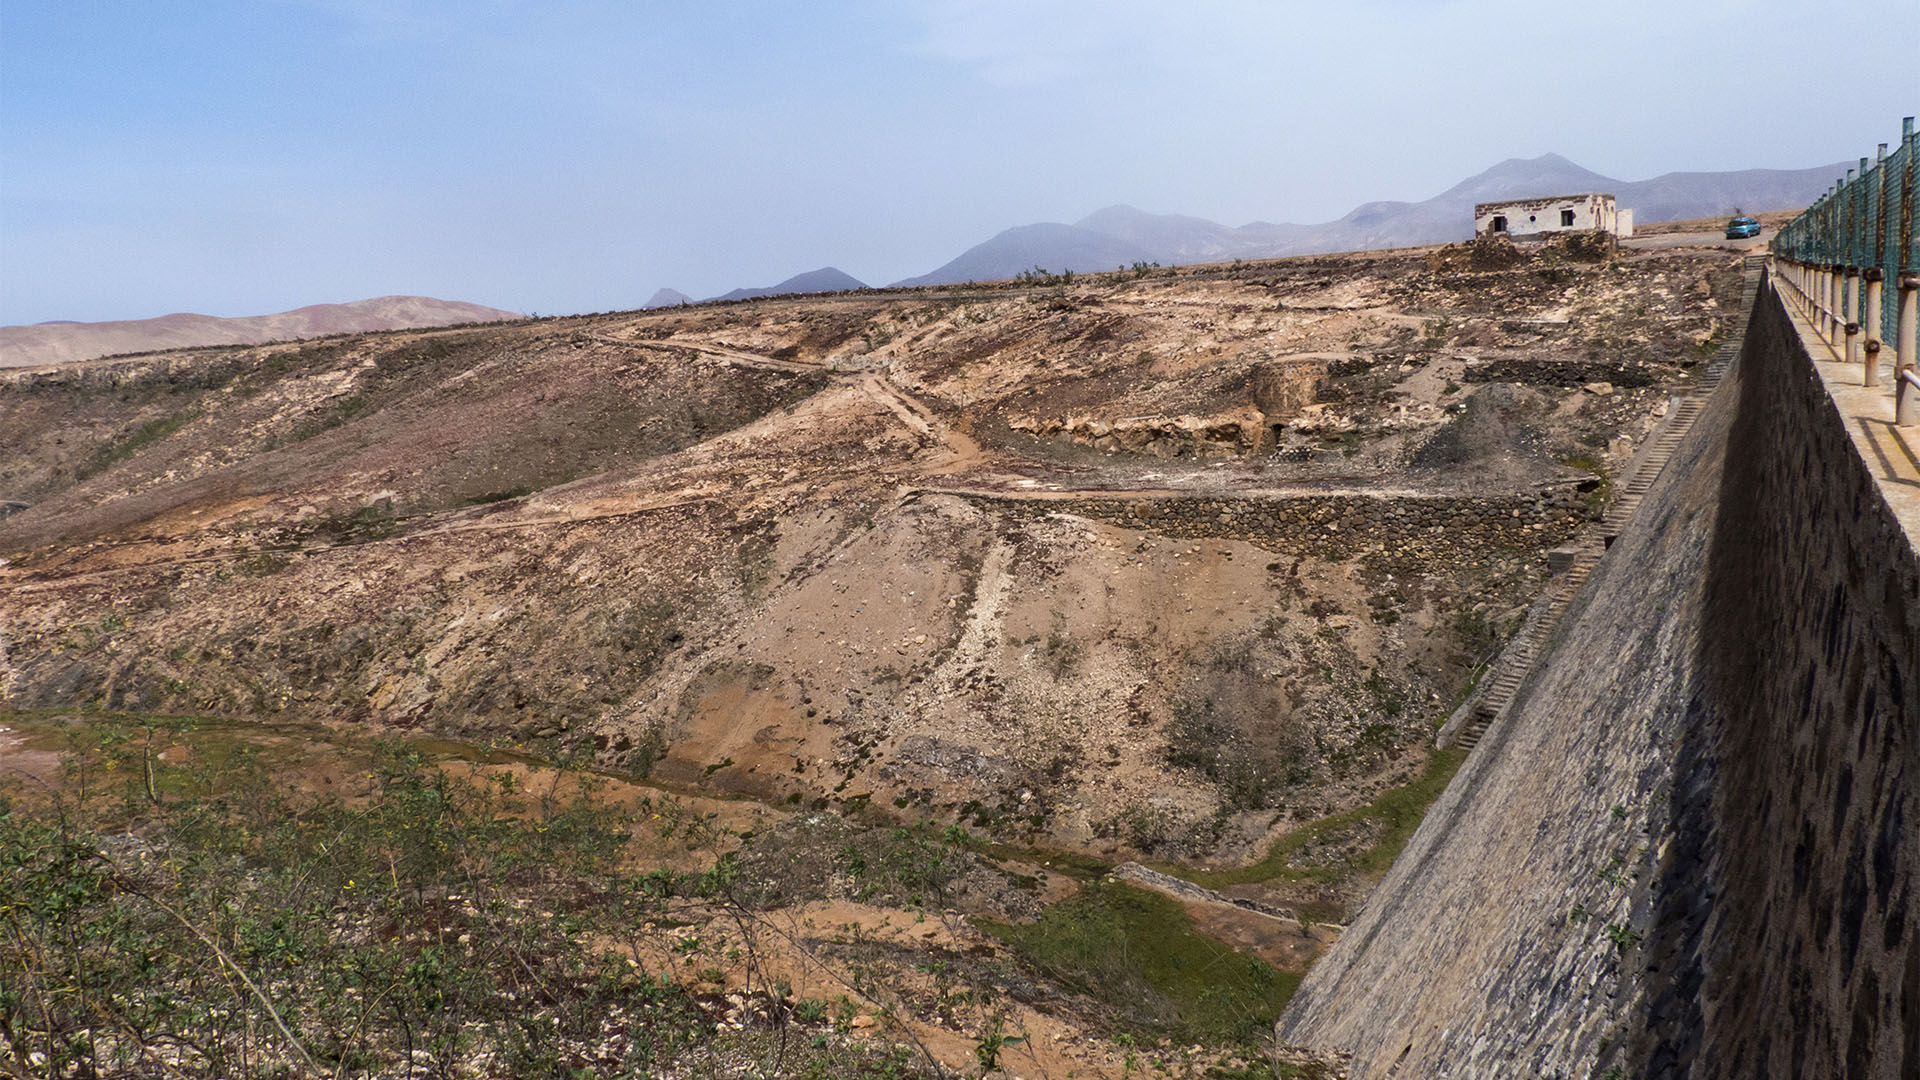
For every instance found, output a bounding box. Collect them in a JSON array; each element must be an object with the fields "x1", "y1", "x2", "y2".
[{"x1": 1771, "y1": 116, "x2": 1919, "y2": 425}]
